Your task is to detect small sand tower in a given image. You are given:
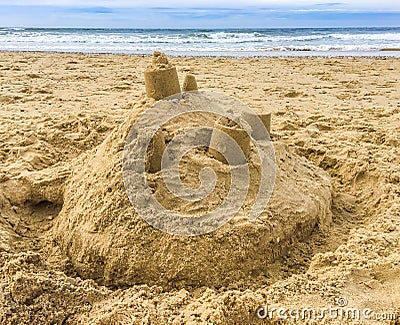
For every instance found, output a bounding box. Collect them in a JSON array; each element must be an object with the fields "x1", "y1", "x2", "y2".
[
  {"x1": 241, "y1": 111, "x2": 272, "y2": 139},
  {"x1": 145, "y1": 129, "x2": 166, "y2": 174},
  {"x1": 144, "y1": 52, "x2": 181, "y2": 100},
  {"x1": 209, "y1": 117, "x2": 252, "y2": 165},
  {"x1": 182, "y1": 73, "x2": 198, "y2": 92}
]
